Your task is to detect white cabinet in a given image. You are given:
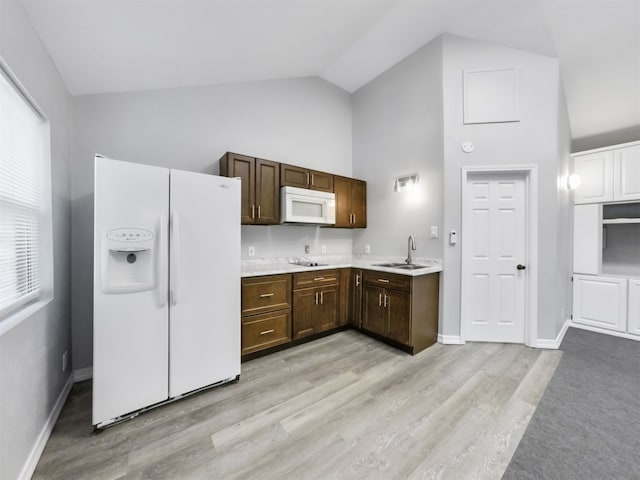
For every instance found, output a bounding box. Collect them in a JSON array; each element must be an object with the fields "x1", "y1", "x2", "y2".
[
  {"x1": 572, "y1": 141, "x2": 640, "y2": 204},
  {"x1": 573, "y1": 204, "x2": 602, "y2": 275},
  {"x1": 573, "y1": 275, "x2": 627, "y2": 332},
  {"x1": 628, "y1": 279, "x2": 640, "y2": 336},
  {"x1": 614, "y1": 145, "x2": 640, "y2": 202},
  {"x1": 573, "y1": 151, "x2": 614, "y2": 204}
]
